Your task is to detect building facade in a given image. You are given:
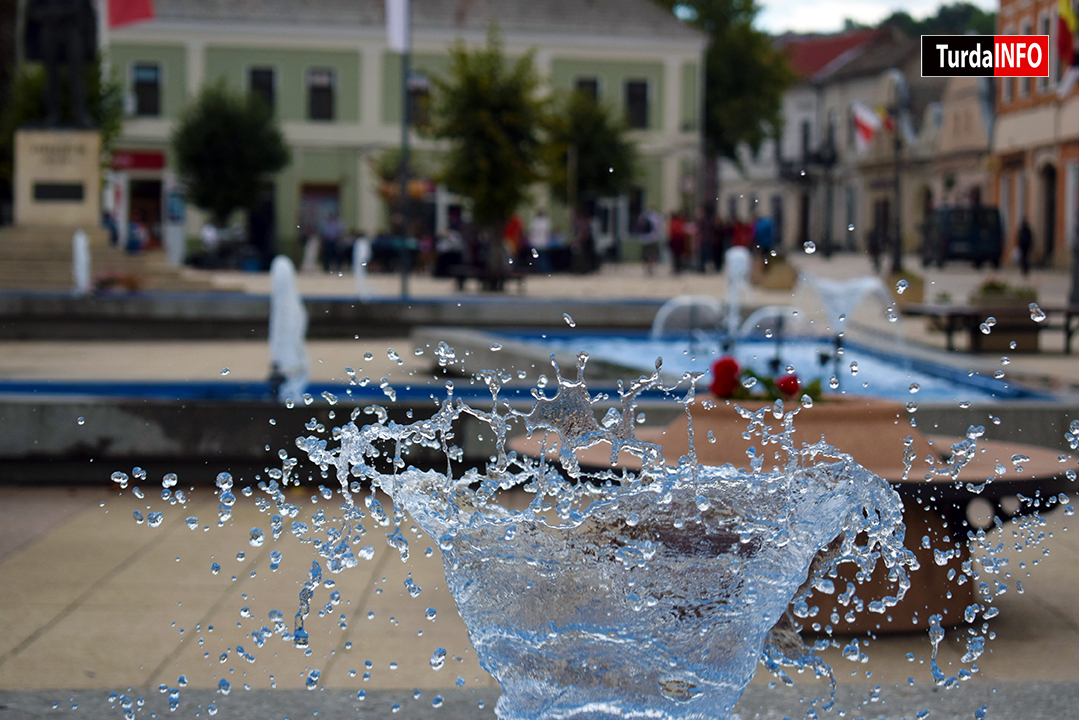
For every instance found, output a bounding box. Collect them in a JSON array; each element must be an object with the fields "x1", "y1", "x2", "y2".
[
  {"x1": 719, "y1": 27, "x2": 946, "y2": 258},
  {"x1": 992, "y1": 0, "x2": 1079, "y2": 268},
  {"x1": 102, "y1": 0, "x2": 705, "y2": 261}
]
